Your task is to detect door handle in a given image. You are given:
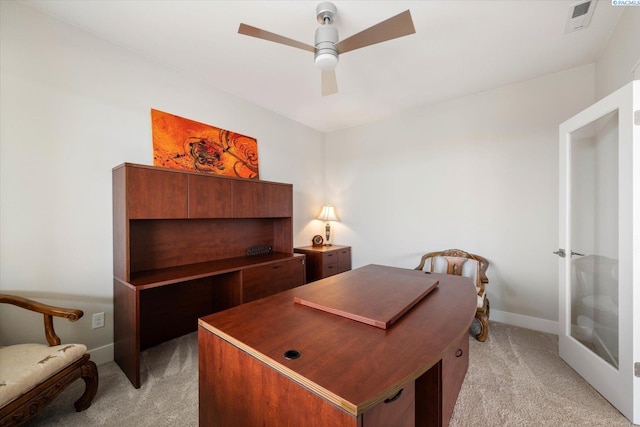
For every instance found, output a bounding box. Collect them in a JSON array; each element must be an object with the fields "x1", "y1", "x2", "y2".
[{"x1": 553, "y1": 249, "x2": 585, "y2": 258}]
